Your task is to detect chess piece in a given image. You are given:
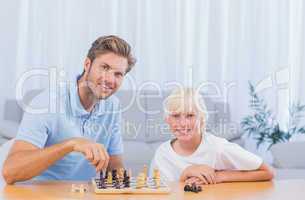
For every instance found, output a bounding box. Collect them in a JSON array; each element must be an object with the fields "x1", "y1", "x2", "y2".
[
  {"x1": 117, "y1": 168, "x2": 121, "y2": 180},
  {"x1": 153, "y1": 169, "x2": 161, "y2": 188},
  {"x1": 136, "y1": 173, "x2": 145, "y2": 188},
  {"x1": 143, "y1": 165, "x2": 148, "y2": 181},
  {"x1": 112, "y1": 169, "x2": 117, "y2": 180},
  {"x1": 183, "y1": 183, "x2": 201, "y2": 193},
  {"x1": 128, "y1": 168, "x2": 132, "y2": 178},
  {"x1": 155, "y1": 179, "x2": 161, "y2": 188},
  {"x1": 71, "y1": 184, "x2": 87, "y2": 193},
  {"x1": 184, "y1": 184, "x2": 191, "y2": 192},
  {"x1": 100, "y1": 171, "x2": 104, "y2": 181},
  {"x1": 124, "y1": 179, "x2": 130, "y2": 188},
  {"x1": 107, "y1": 171, "x2": 112, "y2": 184},
  {"x1": 123, "y1": 171, "x2": 130, "y2": 188},
  {"x1": 79, "y1": 184, "x2": 86, "y2": 193},
  {"x1": 114, "y1": 179, "x2": 121, "y2": 189},
  {"x1": 153, "y1": 169, "x2": 160, "y2": 180},
  {"x1": 123, "y1": 169, "x2": 128, "y2": 179},
  {"x1": 100, "y1": 180, "x2": 107, "y2": 189}
]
